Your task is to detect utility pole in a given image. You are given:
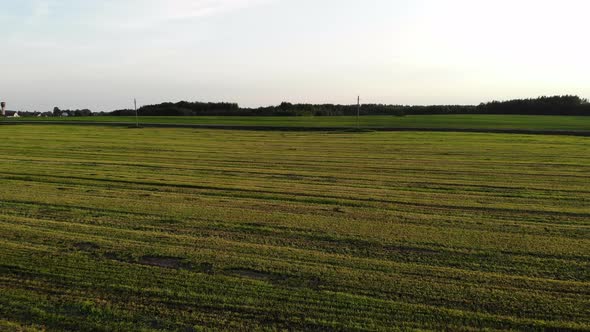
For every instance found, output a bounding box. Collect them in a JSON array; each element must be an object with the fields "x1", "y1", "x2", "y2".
[
  {"x1": 357, "y1": 96, "x2": 360, "y2": 129},
  {"x1": 134, "y1": 98, "x2": 138, "y2": 128}
]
